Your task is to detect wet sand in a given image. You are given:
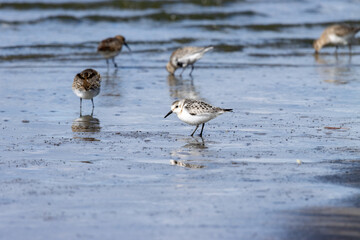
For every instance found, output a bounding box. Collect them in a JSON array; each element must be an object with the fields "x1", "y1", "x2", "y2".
[{"x1": 1, "y1": 63, "x2": 360, "y2": 239}]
